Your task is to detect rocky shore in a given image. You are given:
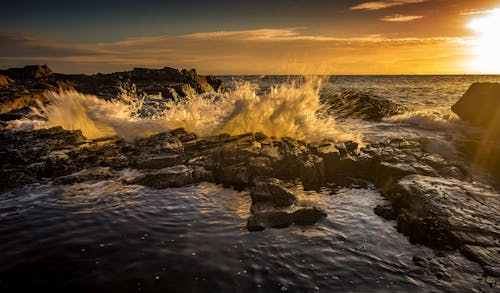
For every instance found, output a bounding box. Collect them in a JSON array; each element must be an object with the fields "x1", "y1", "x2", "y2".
[
  {"x1": 0, "y1": 66, "x2": 498, "y2": 277},
  {"x1": 0, "y1": 65, "x2": 223, "y2": 121}
]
